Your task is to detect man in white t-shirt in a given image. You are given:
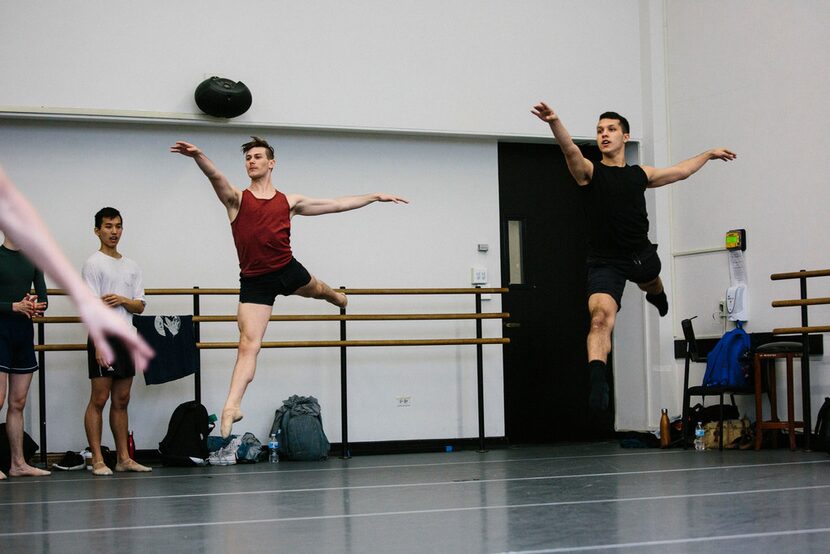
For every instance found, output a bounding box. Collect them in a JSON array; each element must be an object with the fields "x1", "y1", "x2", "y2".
[{"x1": 81, "y1": 207, "x2": 151, "y2": 476}]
